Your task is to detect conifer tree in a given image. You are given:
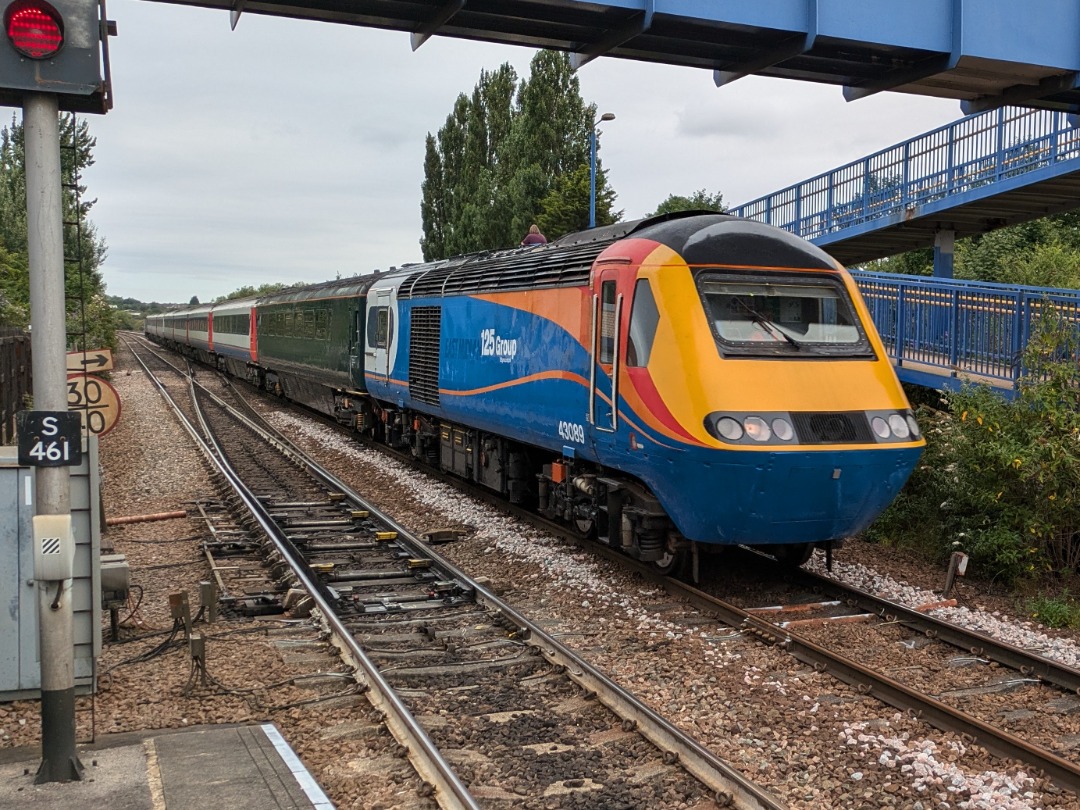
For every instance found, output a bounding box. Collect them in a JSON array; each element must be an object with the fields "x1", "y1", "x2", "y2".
[{"x1": 419, "y1": 51, "x2": 619, "y2": 260}]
